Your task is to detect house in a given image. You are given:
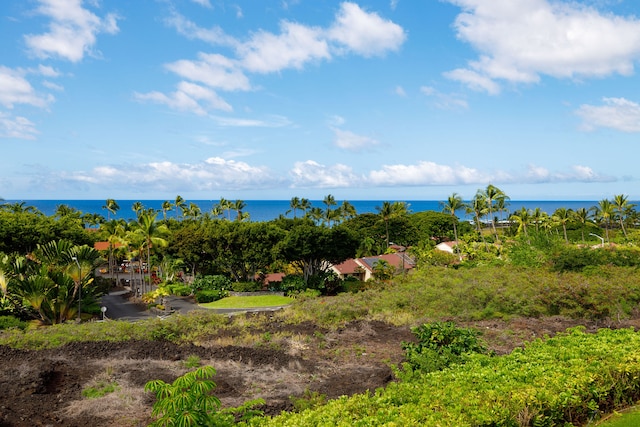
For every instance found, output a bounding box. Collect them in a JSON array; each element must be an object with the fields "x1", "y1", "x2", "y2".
[
  {"x1": 331, "y1": 252, "x2": 415, "y2": 282},
  {"x1": 435, "y1": 241, "x2": 459, "y2": 254}
]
